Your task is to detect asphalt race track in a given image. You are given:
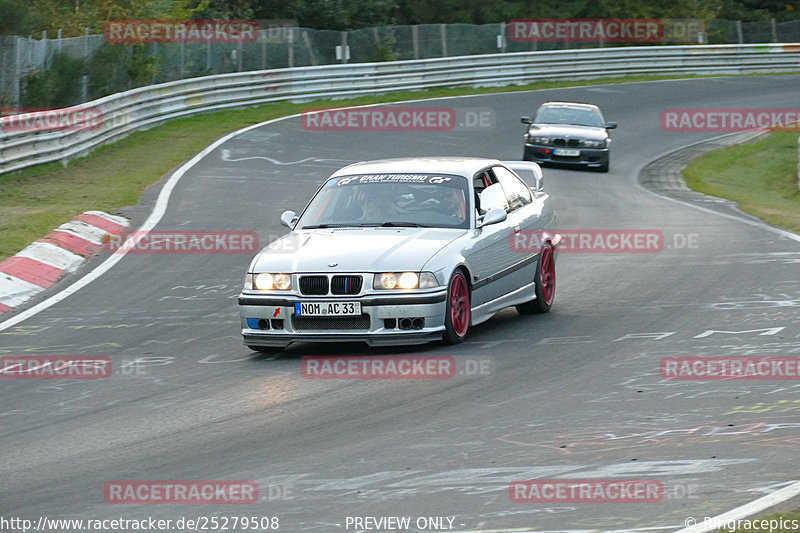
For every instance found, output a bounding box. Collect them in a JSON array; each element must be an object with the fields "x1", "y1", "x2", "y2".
[{"x1": 2, "y1": 75, "x2": 800, "y2": 533}]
